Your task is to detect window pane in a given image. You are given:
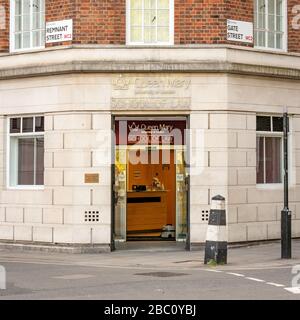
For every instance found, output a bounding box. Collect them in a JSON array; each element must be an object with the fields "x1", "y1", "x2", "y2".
[
  {"x1": 157, "y1": 10, "x2": 169, "y2": 26},
  {"x1": 258, "y1": 0, "x2": 266, "y2": 14},
  {"x1": 268, "y1": 14, "x2": 275, "y2": 31},
  {"x1": 144, "y1": 10, "x2": 156, "y2": 26},
  {"x1": 36, "y1": 137, "x2": 44, "y2": 185},
  {"x1": 131, "y1": 27, "x2": 142, "y2": 42},
  {"x1": 22, "y1": 117, "x2": 34, "y2": 133},
  {"x1": 131, "y1": 10, "x2": 142, "y2": 26},
  {"x1": 268, "y1": 0, "x2": 275, "y2": 14},
  {"x1": 18, "y1": 138, "x2": 34, "y2": 185},
  {"x1": 258, "y1": 31, "x2": 266, "y2": 46},
  {"x1": 257, "y1": 116, "x2": 271, "y2": 131},
  {"x1": 144, "y1": 26, "x2": 156, "y2": 43},
  {"x1": 23, "y1": 14, "x2": 30, "y2": 31},
  {"x1": 157, "y1": 27, "x2": 169, "y2": 42},
  {"x1": 10, "y1": 118, "x2": 21, "y2": 133},
  {"x1": 23, "y1": 0, "x2": 30, "y2": 15},
  {"x1": 35, "y1": 116, "x2": 44, "y2": 132},
  {"x1": 144, "y1": 0, "x2": 156, "y2": 9},
  {"x1": 276, "y1": 32, "x2": 283, "y2": 49},
  {"x1": 32, "y1": 30, "x2": 41, "y2": 47},
  {"x1": 276, "y1": 0, "x2": 283, "y2": 15},
  {"x1": 257, "y1": 137, "x2": 265, "y2": 184},
  {"x1": 268, "y1": 32, "x2": 275, "y2": 48},
  {"x1": 265, "y1": 137, "x2": 282, "y2": 183},
  {"x1": 33, "y1": 13, "x2": 41, "y2": 29},
  {"x1": 158, "y1": 0, "x2": 169, "y2": 9},
  {"x1": 272, "y1": 117, "x2": 283, "y2": 132},
  {"x1": 15, "y1": 0, "x2": 22, "y2": 15},
  {"x1": 15, "y1": 16, "x2": 22, "y2": 32},
  {"x1": 23, "y1": 32, "x2": 31, "y2": 48},
  {"x1": 15, "y1": 34, "x2": 22, "y2": 49},
  {"x1": 131, "y1": 0, "x2": 142, "y2": 9}
]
